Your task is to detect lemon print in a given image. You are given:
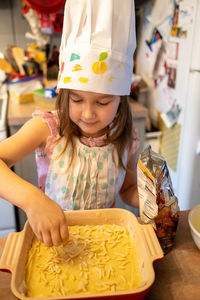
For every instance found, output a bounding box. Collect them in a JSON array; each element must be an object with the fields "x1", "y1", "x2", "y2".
[
  {"x1": 92, "y1": 52, "x2": 108, "y2": 75},
  {"x1": 64, "y1": 77, "x2": 72, "y2": 83},
  {"x1": 79, "y1": 77, "x2": 89, "y2": 83}
]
